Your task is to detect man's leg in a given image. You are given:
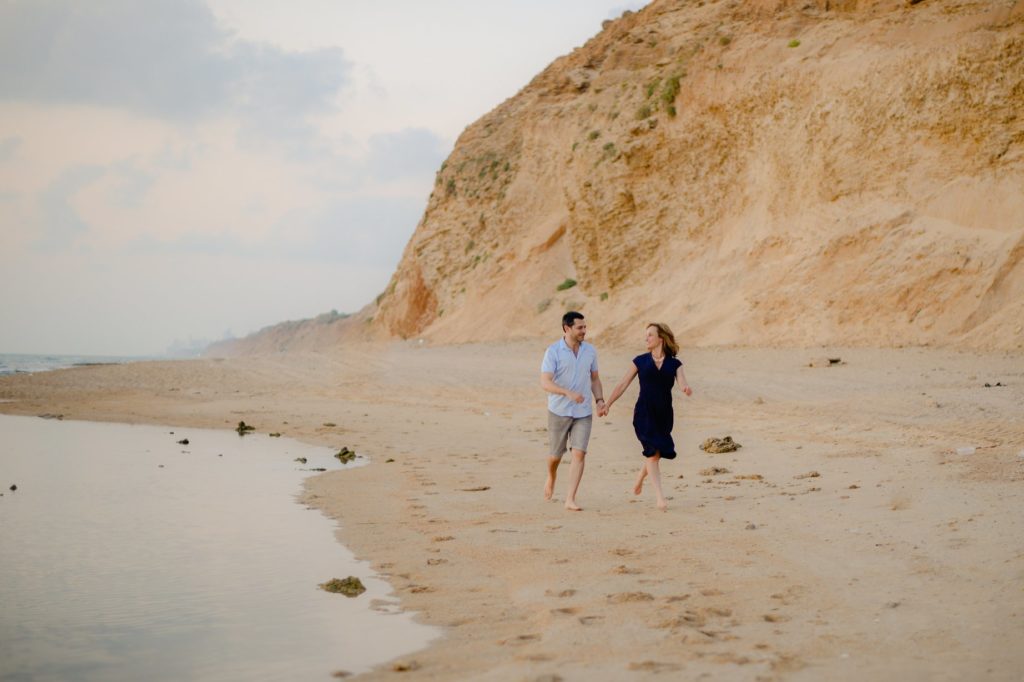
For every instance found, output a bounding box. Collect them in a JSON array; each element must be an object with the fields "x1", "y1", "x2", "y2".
[
  {"x1": 545, "y1": 412, "x2": 571, "y2": 500},
  {"x1": 545, "y1": 456, "x2": 560, "y2": 500},
  {"x1": 564, "y1": 448, "x2": 586, "y2": 511}
]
